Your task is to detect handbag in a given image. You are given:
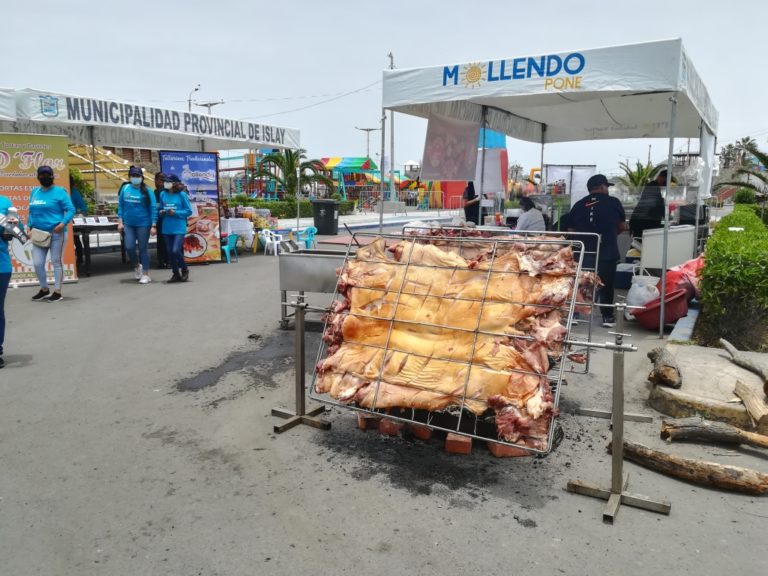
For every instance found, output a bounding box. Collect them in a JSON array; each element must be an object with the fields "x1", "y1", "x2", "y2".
[{"x1": 30, "y1": 228, "x2": 52, "y2": 248}]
